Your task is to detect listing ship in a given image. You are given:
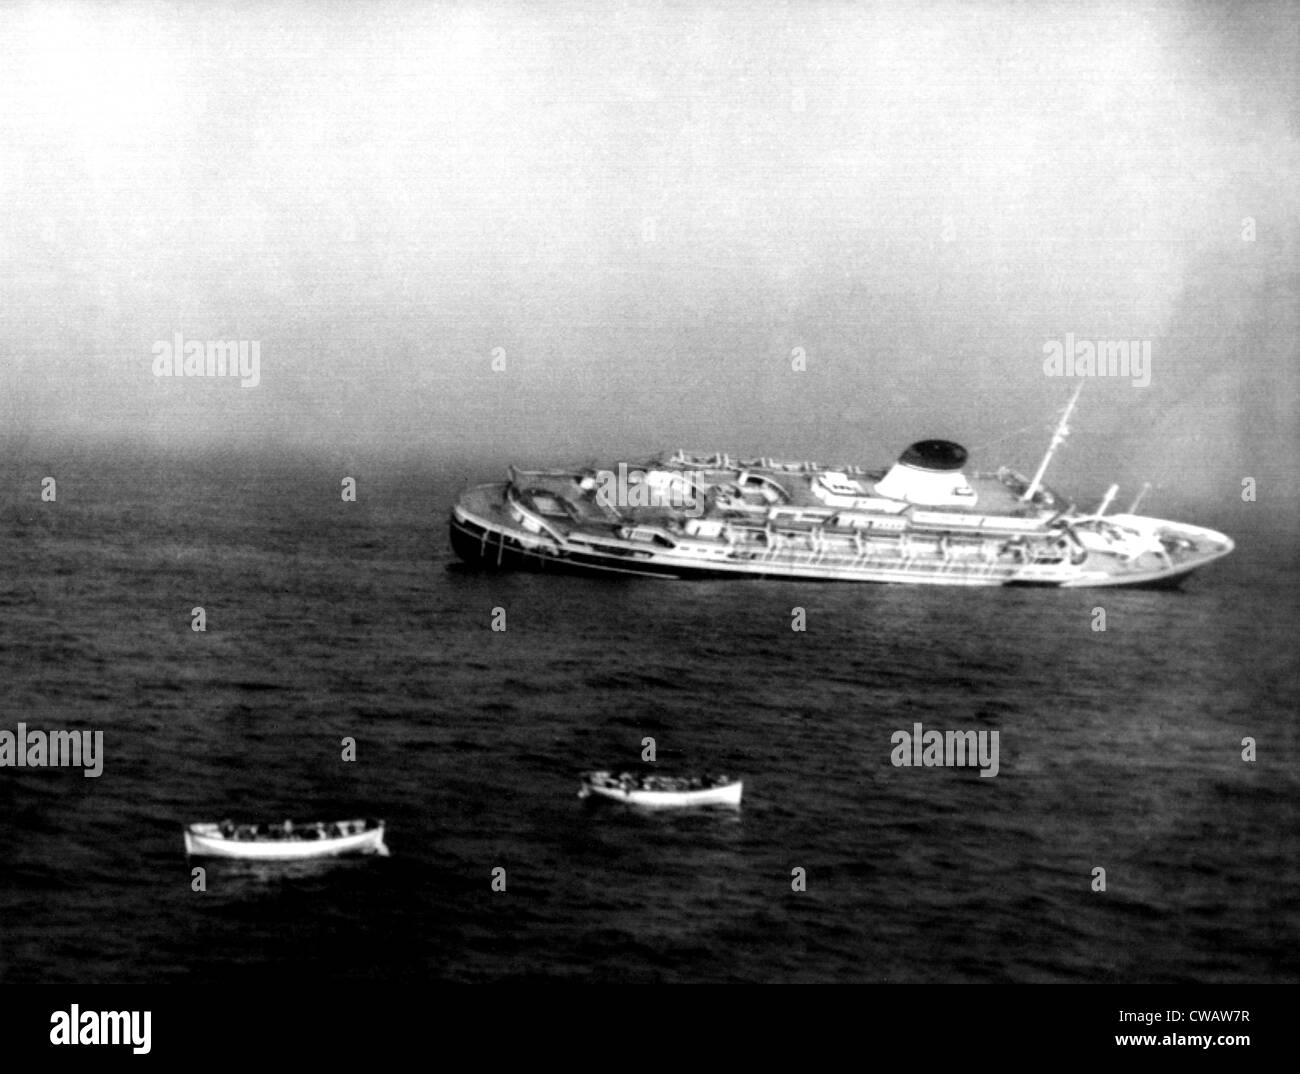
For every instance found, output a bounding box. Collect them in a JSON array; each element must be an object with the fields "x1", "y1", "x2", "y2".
[{"x1": 450, "y1": 391, "x2": 1233, "y2": 588}]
